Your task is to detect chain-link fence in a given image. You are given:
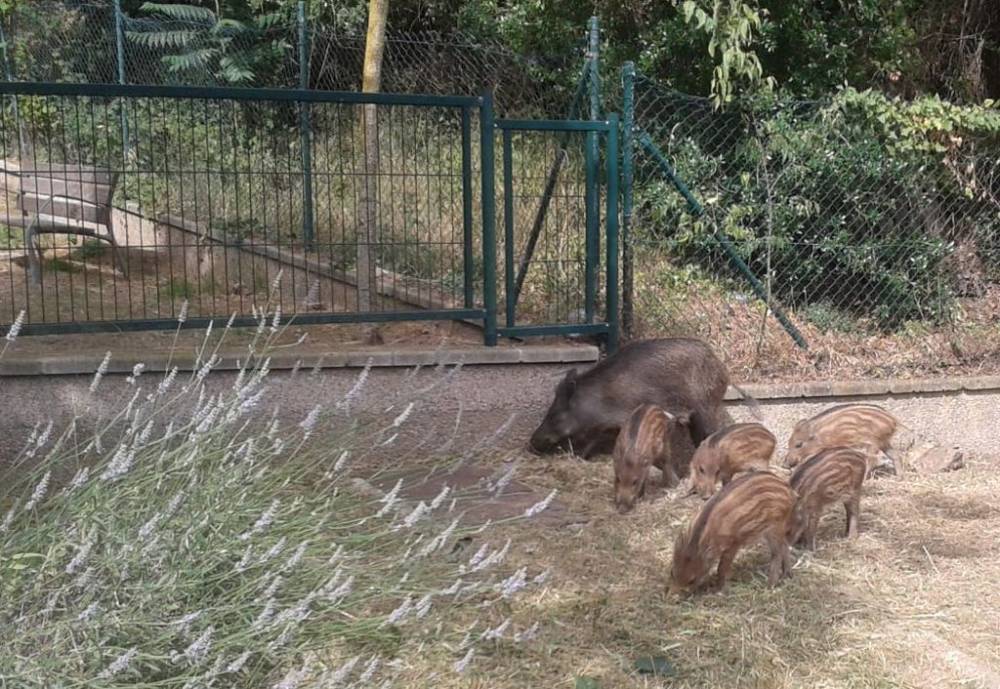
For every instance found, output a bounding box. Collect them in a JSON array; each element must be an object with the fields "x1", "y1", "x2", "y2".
[
  {"x1": 624, "y1": 70, "x2": 1000, "y2": 381},
  {"x1": 0, "y1": 1, "x2": 580, "y2": 118}
]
